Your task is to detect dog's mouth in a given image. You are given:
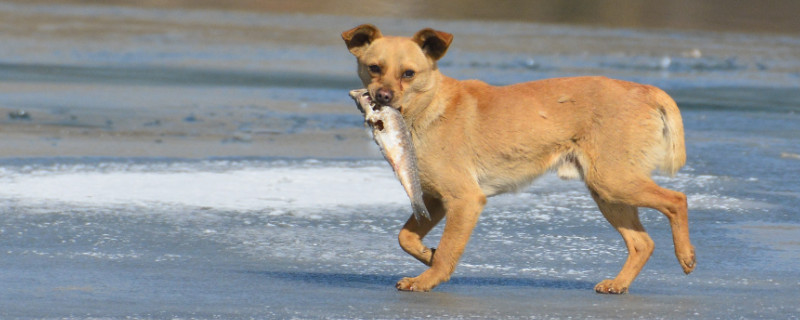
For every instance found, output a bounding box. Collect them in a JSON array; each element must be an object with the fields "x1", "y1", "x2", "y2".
[
  {"x1": 364, "y1": 91, "x2": 403, "y2": 113},
  {"x1": 350, "y1": 89, "x2": 403, "y2": 113}
]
